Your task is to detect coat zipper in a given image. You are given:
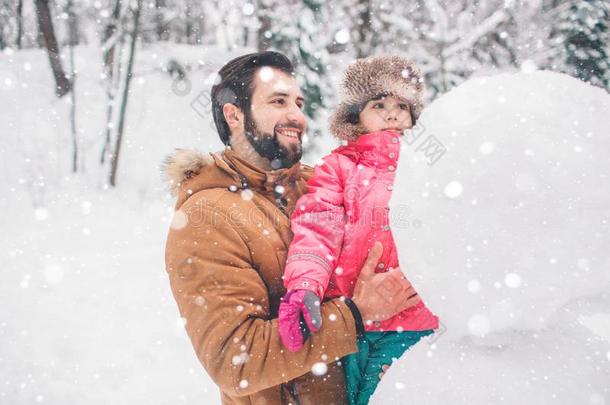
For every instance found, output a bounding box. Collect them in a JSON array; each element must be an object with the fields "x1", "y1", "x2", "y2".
[{"x1": 222, "y1": 154, "x2": 292, "y2": 218}]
